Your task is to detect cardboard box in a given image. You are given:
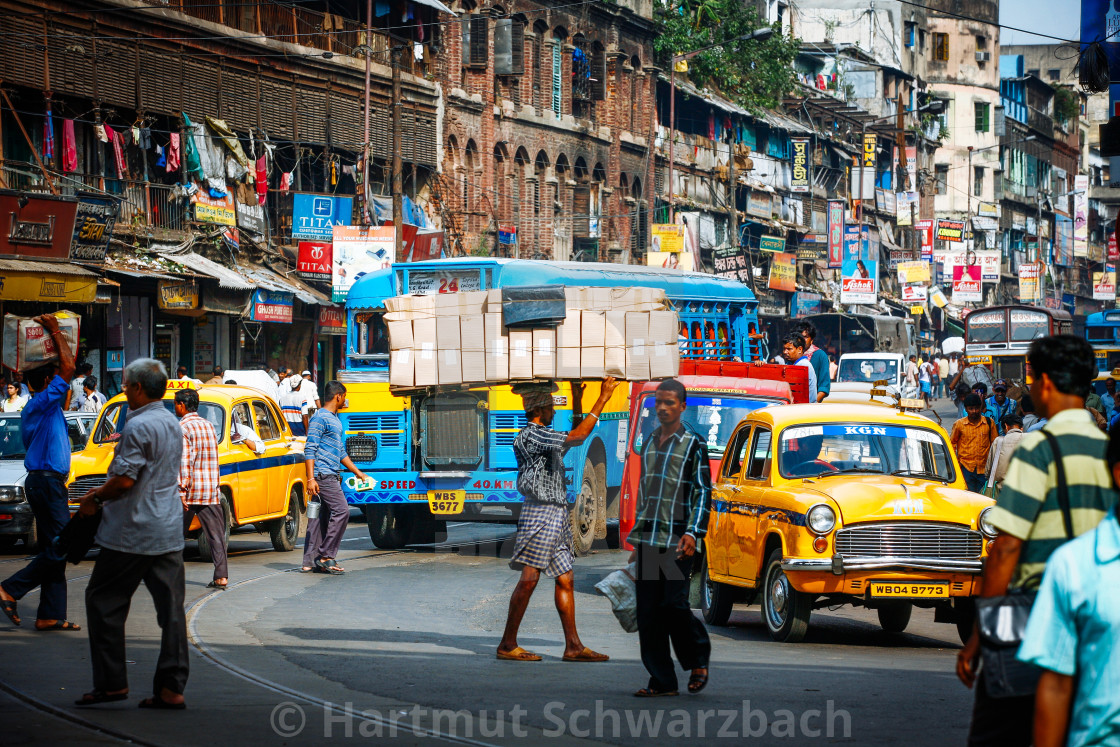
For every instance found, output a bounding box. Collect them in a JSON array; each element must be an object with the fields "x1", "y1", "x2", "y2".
[
  {"x1": 433, "y1": 293, "x2": 461, "y2": 316},
  {"x1": 563, "y1": 287, "x2": 588, "y2": 311},
  {"x1": 389, "y1": 348, "x2": 414, "y2": 386},
  {"x1": 604, "y1": 311, "x2": 626, "y2": 348},
  {"x1": 581, "y1": 346, "x2": 606, "y2": 378},
  {"x1": 556, "y1": 345, "x2": 581, "y2": 378},
  {"x1": 509, "y1": 330, "x2": 534, "y2": 379},
  {"x1": 386, "y1": 294, "x2": 435, "y2": 317},
  {"x1": 533, "y1": 329, "x2": 556, "y2": 379},
  {"x1": 647, "y1": 310, "x2": 678, "y2": 346},
  {"x1": 414, "y1": 341, "x2": 438, "y2": 386},
  {"x1": 605, "y1": 344, "x2": 626, "y2": 377},
  {"x1": 436, "y1": 316, "x2": 461, "y2": 350},
  {"x1": 484, "y1": 313, "x2": 509, "y2": 381},
  {"x1": 581, "y1": 312, "x2": 606, "y2": 348},
  {"x1": 460, "y1": 314, "x2": 485, "y2": 351},
  {"x1": 485, "y1": 288, "x2": 504, "y2": 313},
  {"x1": 462, "y1": 350, "x2": 486, "y2": 383},
  {"x1": 589, "y1": 287, "x2": 612, "y2": 310},
  {"x1": 649, "y1": 343, "x2": 681, "y2": 379},
  {"x1": 556, "y1": 310, "x2": 581, "y2": 348},
  {"x1": 457, "y1": 290, "x2": 487, "y2": 316},
  {"x1": 387, "y1": 319, "x2": 413, "y2": 350},
  {"x1": 438, "y1": 349, "x2": 462, "y2": 385}
]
